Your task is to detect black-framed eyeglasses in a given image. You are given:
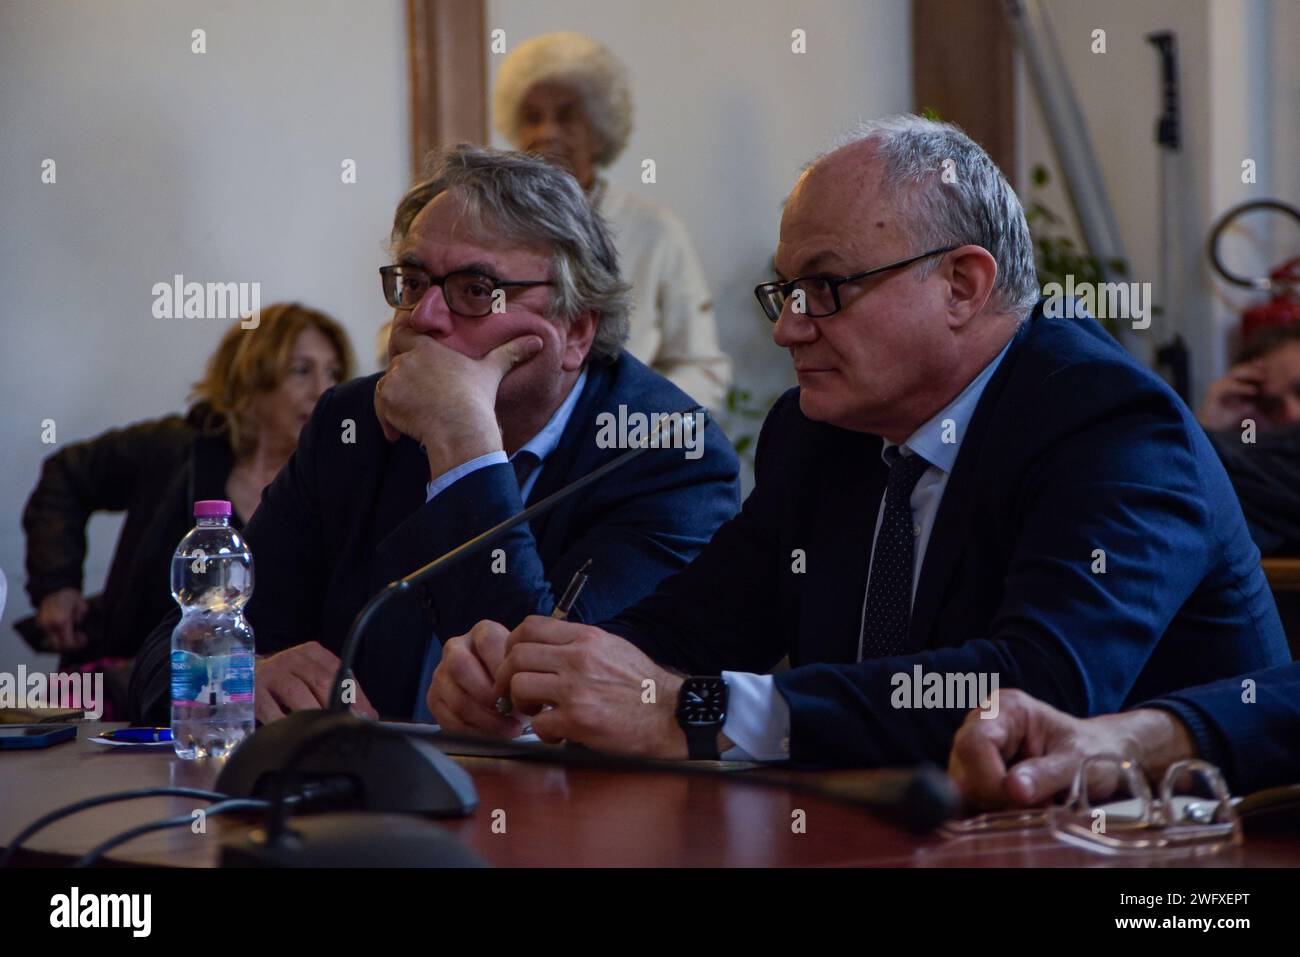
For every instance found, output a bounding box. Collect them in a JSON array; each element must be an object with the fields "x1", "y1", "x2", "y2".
[
  {"x1": 753, "y1": 245, "x2": 959, "y2": 322},
  {"x1": 380, "y1": 265, "x2": 553, "y2": 317}
]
